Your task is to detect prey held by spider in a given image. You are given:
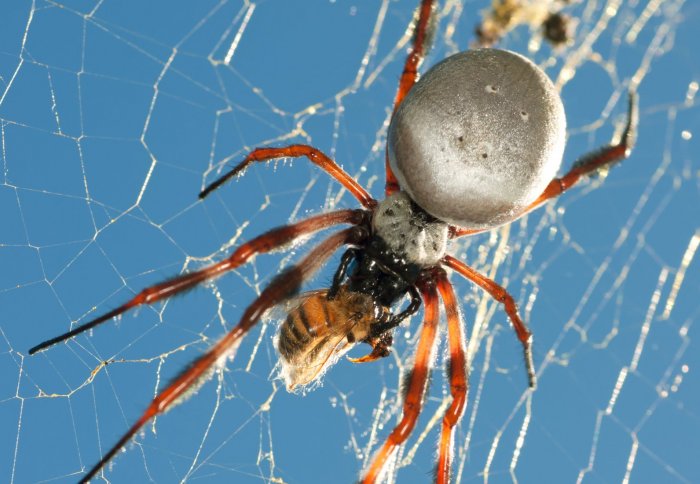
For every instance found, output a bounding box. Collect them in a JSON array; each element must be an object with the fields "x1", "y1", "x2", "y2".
[{"x1": 30, "y1": 1, "x2": 638, "y2": 482}]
